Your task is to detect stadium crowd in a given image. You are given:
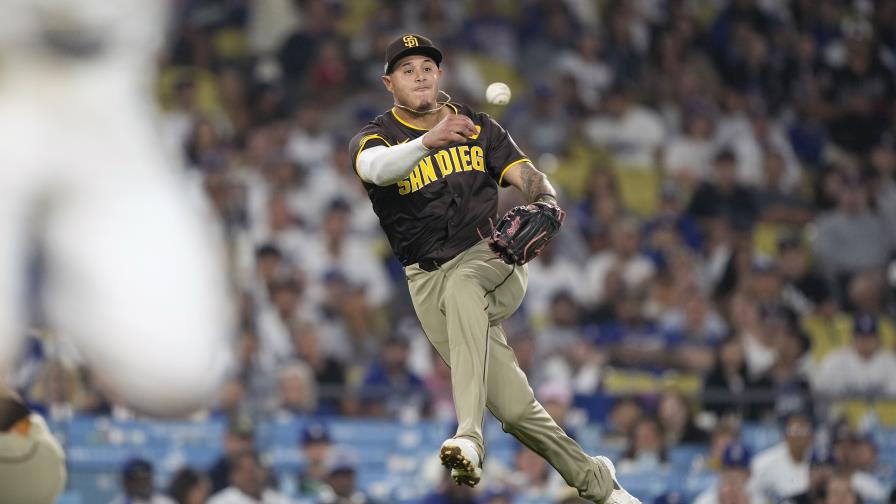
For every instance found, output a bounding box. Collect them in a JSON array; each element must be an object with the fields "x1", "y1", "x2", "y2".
[{"x1": 10, "y1": 0, "x2": 896, "y2": 503}]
